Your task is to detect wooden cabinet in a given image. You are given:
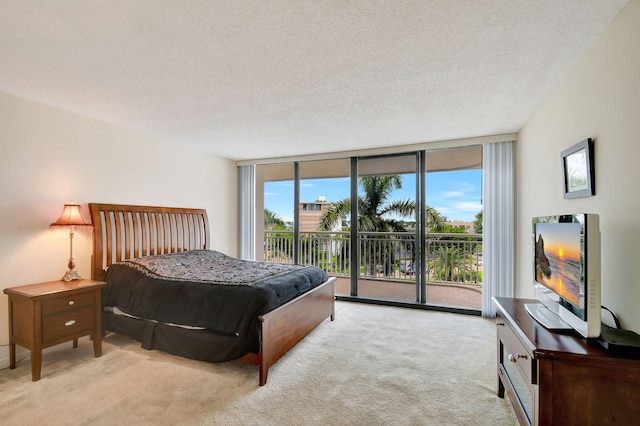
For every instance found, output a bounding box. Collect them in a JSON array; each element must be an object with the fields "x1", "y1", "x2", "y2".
[
  {"x1": 493, "y1": 297, "x2": 640, "y2": 425},
  {"x1": 4, "y1": 279, "x2": 106, "y2": 381}
]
